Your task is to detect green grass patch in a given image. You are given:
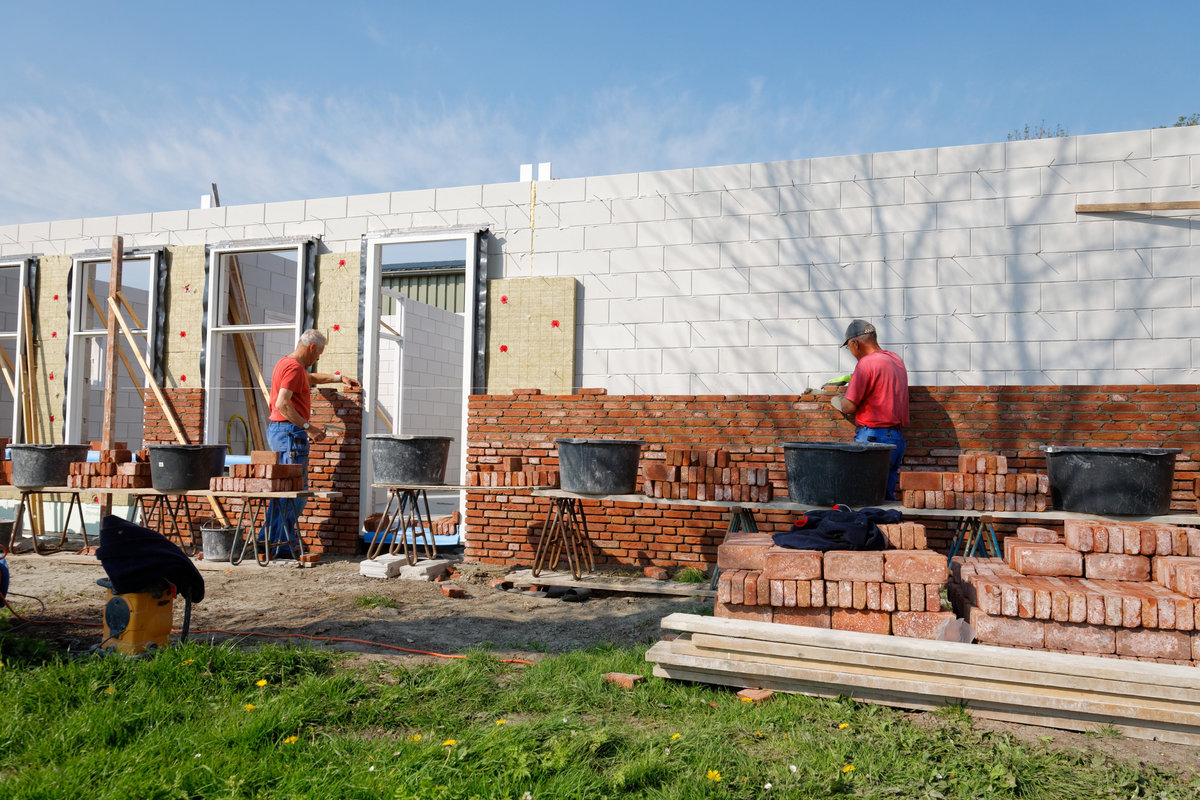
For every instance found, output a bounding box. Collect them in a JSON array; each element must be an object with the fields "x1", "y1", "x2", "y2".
[
  {"x1": 354, "y1": 593, "x2": 399, "y2": 610},
  {"x1": 0, "y1": 636, "x2": 1195, "y2": 799},
  {"x1": 671, "y1": 566, "x2": 709, "y2": 584}
]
